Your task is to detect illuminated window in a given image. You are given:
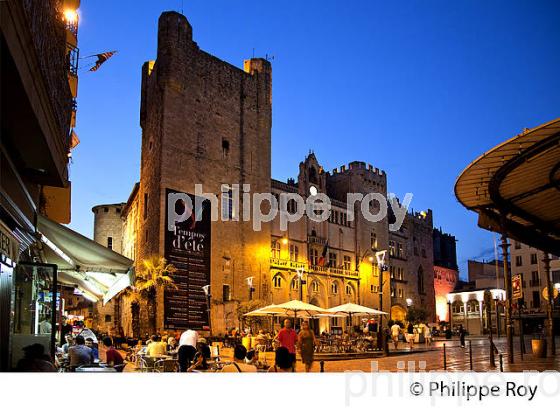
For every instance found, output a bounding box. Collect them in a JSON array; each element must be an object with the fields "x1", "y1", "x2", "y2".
[
  {"x1": 343, "y1": 256, "x2": 351, "y2": 271},
  {"x1": 221, "y1": 186, "x2": 233, "y2": 220},
  {"x1": 289, "y1": 245, "x2": 299, "y2": 261},
  {"x1": 271, "y1": 240, "x2": 280, "y2": 258},
  {"x1": 309, "y1": 248, "x2": 318, "y2": 266}
]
